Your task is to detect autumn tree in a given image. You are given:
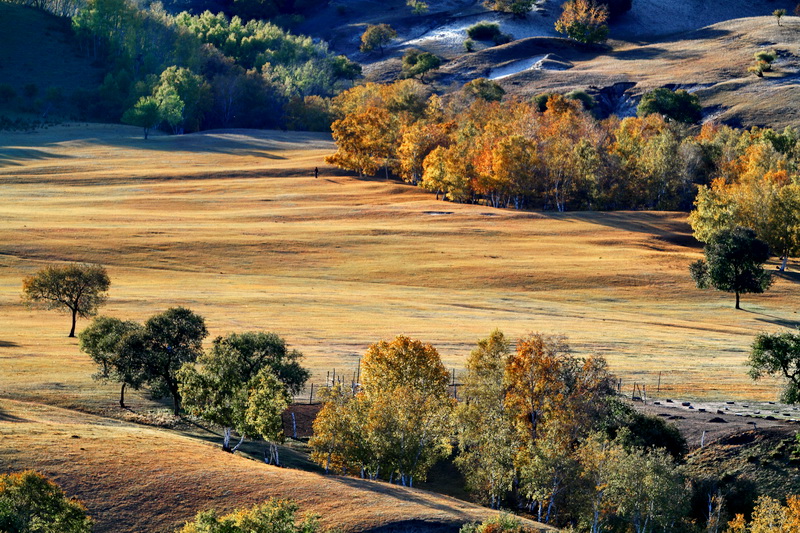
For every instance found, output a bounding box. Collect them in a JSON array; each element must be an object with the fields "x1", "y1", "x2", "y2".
[
  {"x1": 119, "y1": 307, "x2": 207, "y2": 415},
  {"x1": 690, "y1": 226, "x2": 773, "y2": 309},
  {"x1": 0, "y1": 471, "x2": 93, "y2": 533},
  {"x1": 79, "y1": 316, "x2": 144, "y2": 408},
  {"x1": 22, "y1": 263, "x2": 110, "y2": 337},
  {"x1": 312, "y1": 335, "x2": 453, "y2": 486},
  {"x1": 359, "y1": 24, "x2": 397, "y2": 55},
  {"x1": 748, "y1": 330, "x2": 800, "y2": 404},
  {"x1": 774, "y1": 8, "x2": 787, "y2": 26},
  {"x1": 555, "y1": 0, "x2": 610, "y2": 45},
  {"x1": 455, "y1": 330, "x2": 516, "y2": 508},
  {"x1": 726, "y1": 495, "x2": 800, "y2": 533}
]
